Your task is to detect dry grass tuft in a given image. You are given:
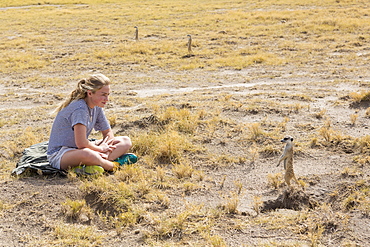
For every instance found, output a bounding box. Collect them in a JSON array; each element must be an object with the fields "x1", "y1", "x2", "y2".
[
  {"x1": 349, "y1": 91, "x2": 370, "y2": 103},
  {"x1": 62, "y1": 199, "x2": 86, "y2": 219},
  {"x1": 252, "y1": 195, "x2": 263, "y2": 215},
  {"x1": 172, "y1": 162, "x2": 194, "y2": 179},
  {"x1": 248, "y1": 122, "x2": 265, "y2": 141},
  {"x1": 220, "y1": 193, "x2": 239, "y2": 214},
  {"x1": 267, "y1": 173, "x2": 284, "y2": 189},
  {"x1": 132, "y1": 130, "x2": 195, "y2": 164},
  {"x1": 51, "y1": 223, "x2": 104, "y2": 246}
]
